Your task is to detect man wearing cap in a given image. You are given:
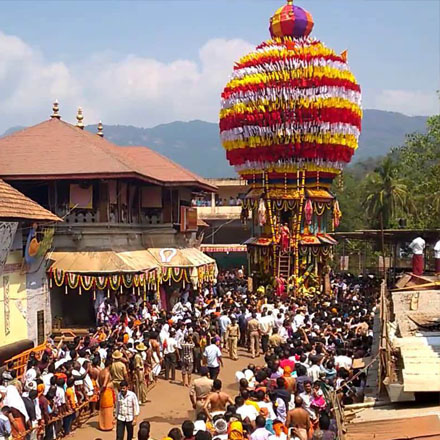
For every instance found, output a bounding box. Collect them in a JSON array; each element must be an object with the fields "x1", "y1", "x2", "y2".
[
  {"x1": 226, "y1": 317, "x2": 240, "y2": 361},
  {"x1": 213, "y1": 418, "x2": 228, "y2": 440},
  {"x1": 133, "y1": 343, "x2": 148, "y2": 404},
  {"x1": 110, "y1": 350, "x2": 129, "y2": 393},
  {"x1": 189, "y1": 367, "x2": 213, "y2": 415}
]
